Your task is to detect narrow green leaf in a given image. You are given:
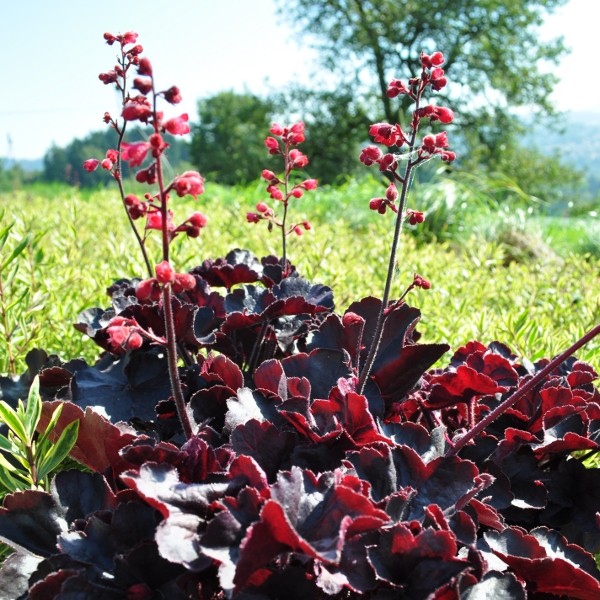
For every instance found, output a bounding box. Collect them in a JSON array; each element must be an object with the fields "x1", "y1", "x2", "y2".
[
  {"x1": 36, "y1": 404, "x2": 63, "y2": 449},
  {"x1": 0, "y1": 235, "x2": 30, "y2": 272},
  {"x1": 0, "y1": 433, "x2": 17, "y2": 453},
  {"x1": 0, "y1": 401, "x2": 29, "y2": 443},
  {"x1": 23, "y1": 376, "x2": 42, "y2": 440},
  {"x1": 0, "y1": 465, "x2": 24, "y2": 493},
  {"x1": 36, "y1": 420, "x2": 79, "y2": 482}
]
